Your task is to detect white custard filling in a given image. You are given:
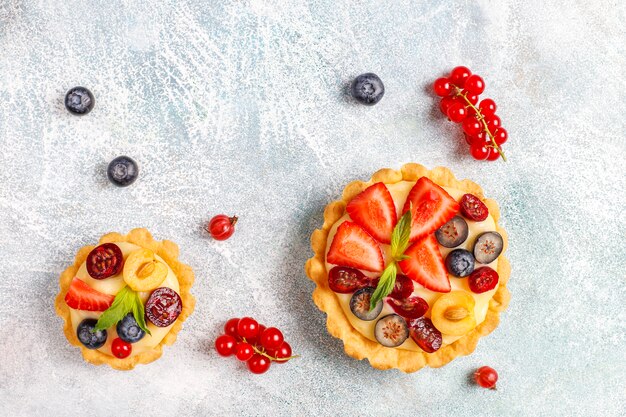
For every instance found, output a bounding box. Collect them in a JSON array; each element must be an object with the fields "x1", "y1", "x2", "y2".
[
  {"x1": 69, "y1": 242, "x2": 180, "y2": 357},
  {"x1": 325, "y1": 181, "x2": 499, "y2": 351}
]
